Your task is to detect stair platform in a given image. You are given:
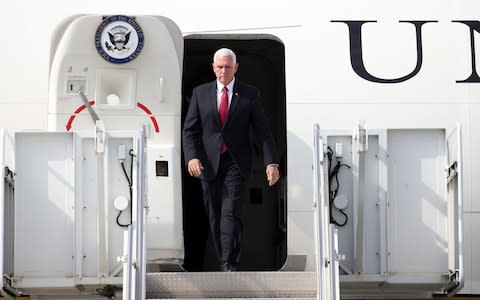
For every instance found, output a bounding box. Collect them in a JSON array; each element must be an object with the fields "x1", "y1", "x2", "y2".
[{"x1": 146, "y1": 271, "x2": 317, "y2": 299}]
